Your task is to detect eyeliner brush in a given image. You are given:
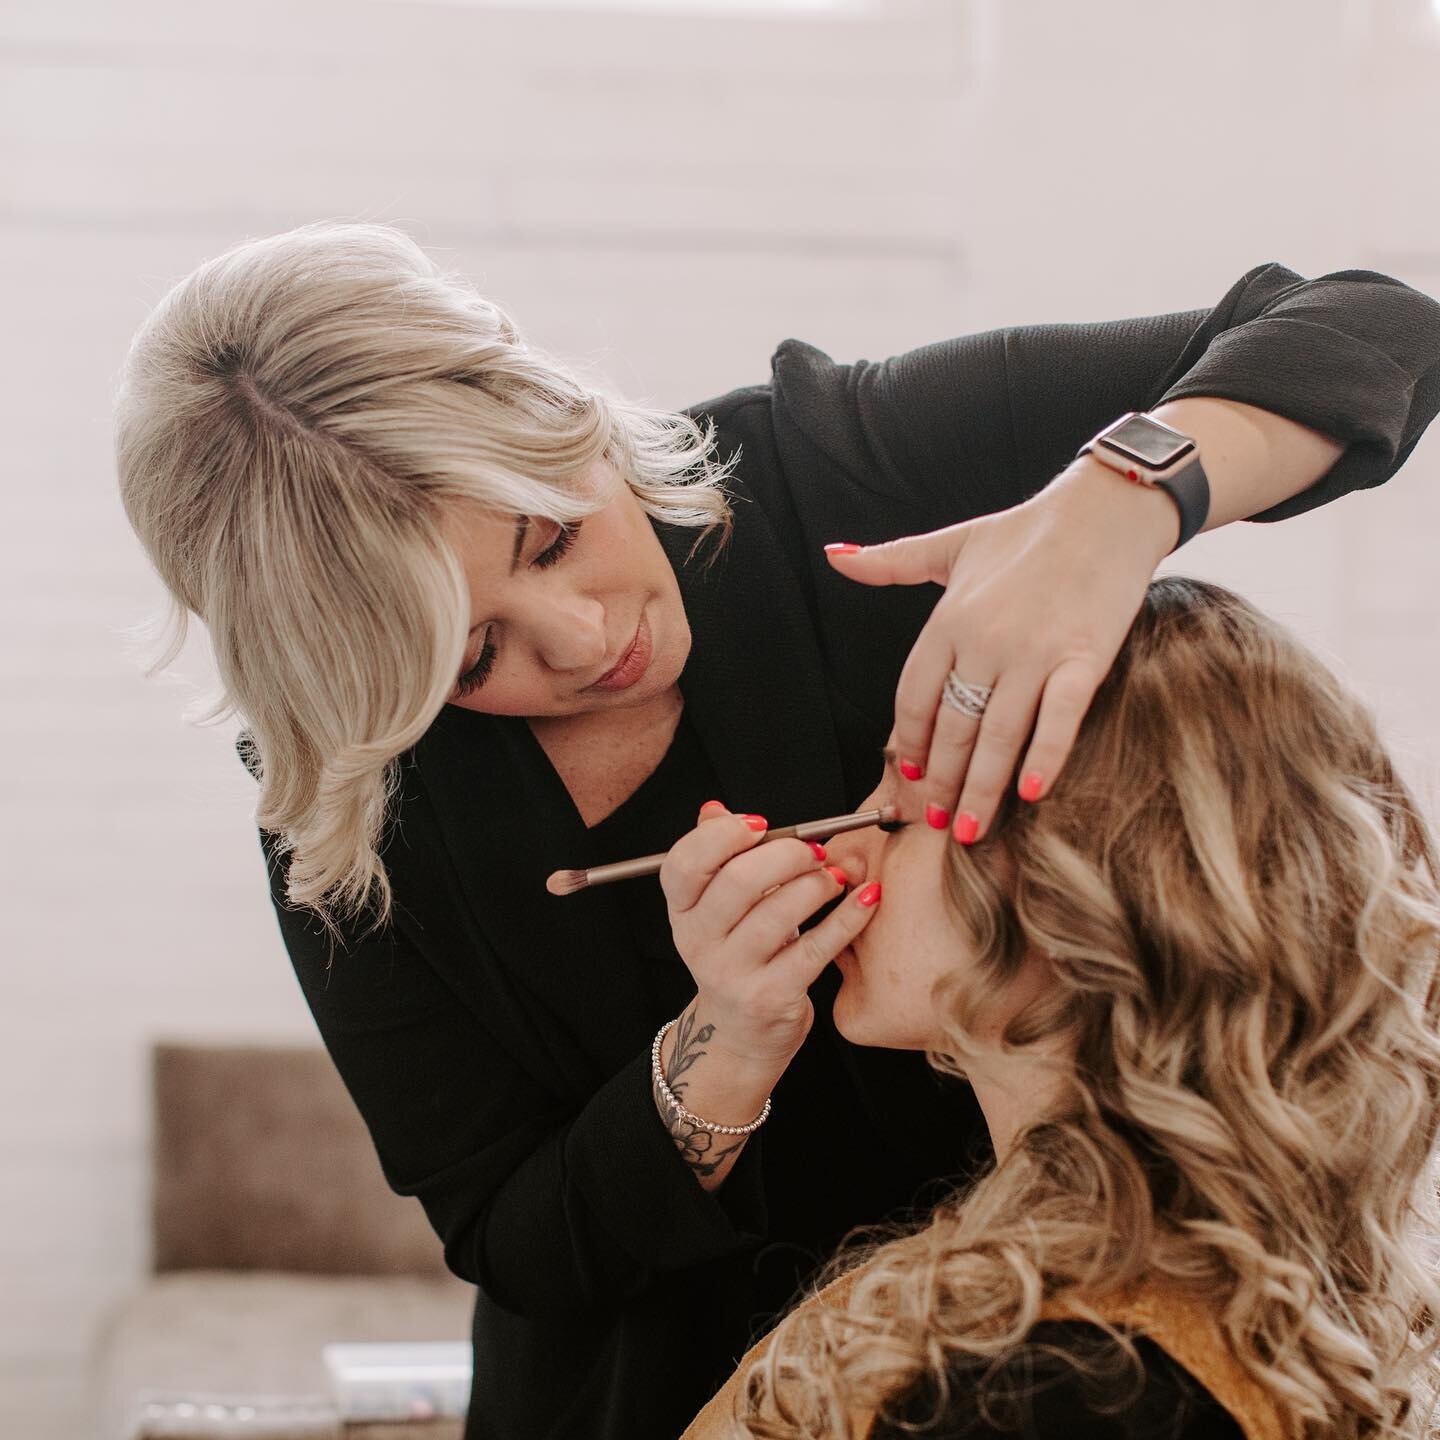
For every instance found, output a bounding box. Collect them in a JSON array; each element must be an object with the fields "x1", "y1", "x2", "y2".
[{"x1": 545, "y1": 804, "x2": 898, "y2": 897}]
